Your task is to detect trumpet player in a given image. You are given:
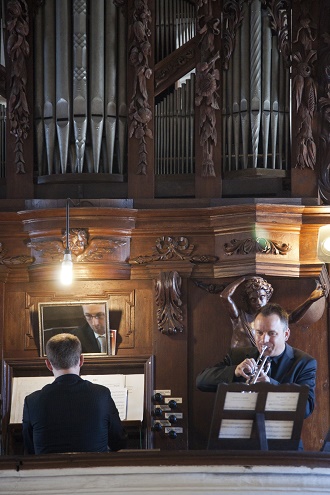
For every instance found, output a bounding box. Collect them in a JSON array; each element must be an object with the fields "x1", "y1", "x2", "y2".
[{"x1": 196, "y1": 302, "x2": 316, "y2": 419}]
